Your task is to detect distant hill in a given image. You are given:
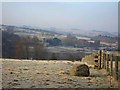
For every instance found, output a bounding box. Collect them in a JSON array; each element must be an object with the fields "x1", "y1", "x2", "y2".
[
  {"x1": 46, "y1": 27, "x2": 117, "y2": 38},
  {"x1": 89, "y1": 30, "x2": 117, "y2": 37},
  {"x1": 1, "y1": 24, "x2": 118, "y2": 39},
  {"x1": 69, "y1": 29, "x2": 118, "y2": 38},
  {"x1": 91, "y1": 35, "x2": 117, "y2": 43}
]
